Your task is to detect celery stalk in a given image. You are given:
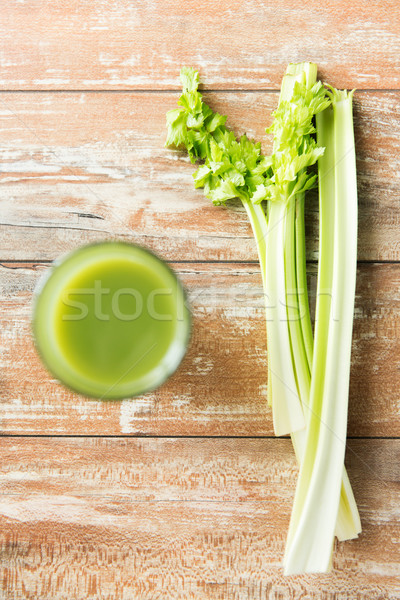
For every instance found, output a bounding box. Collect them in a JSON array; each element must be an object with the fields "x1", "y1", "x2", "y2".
[
  {"x1": 263, "y1": 62, "x2": 316, "y2": 436},
  {"x1": 294, "y1": 193, "x2": 313, "y2": 369},
  {"x1": 165, "y1": 66, "x2": 361, "y2": 571},
  {"x1": 284, "y1": 195, "x2": 311, "y2": 412},
  {"x1": 242, "y1": 199, "x2": 274, "y2": 405},
  {"x1": 284, "y1": 90, "x2": 360, "y2": 575},
  {"x1": 243, "y1": 199, "x2": 268, "y2": 287},
  {"x1": 266, "y1": 199, "x2": 305, "y2": 435},
  {"x1": 248, "y1": 179, "x2": 360, "y2": 545}
]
